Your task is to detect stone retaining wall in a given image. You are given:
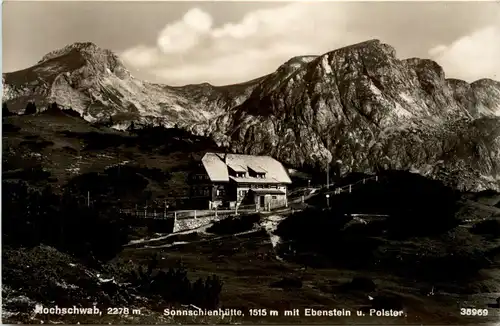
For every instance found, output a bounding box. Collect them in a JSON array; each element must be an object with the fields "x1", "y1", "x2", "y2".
[{"x1": 173, "y1": 215, "x2": 227, "y2": 233}]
